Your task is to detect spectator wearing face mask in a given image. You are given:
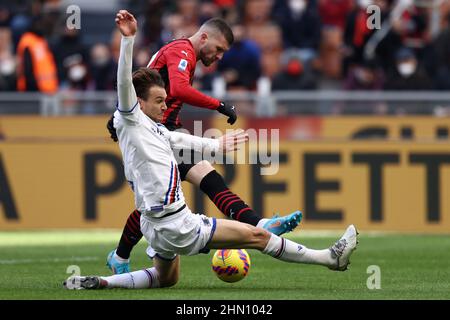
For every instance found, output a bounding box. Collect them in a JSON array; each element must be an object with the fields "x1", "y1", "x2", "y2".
[
  {"x1": 63, "y1": 54, "x2": 89, "y2": 91},
  {"x1": 59, "y1": 54, "x2": 91, "y2": 114},
  {"x1": 272, "y1": 50, "x2": 318, "y2": 90},
  {"x1": 52, "y1": 28, "x2": 88, "y2": 86},
  {"x1": 384, "y1": 47, "x2": 432, "y2": 91},
  {"x1": 0, "y1": 23, "x2": 16, "y2": 91},
  {"x1": 383, "y1": 47, "x2": 433, "y2": 114},
  {"x1": 0, "y1": 52, "x2": 15, "y2": 91}
]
